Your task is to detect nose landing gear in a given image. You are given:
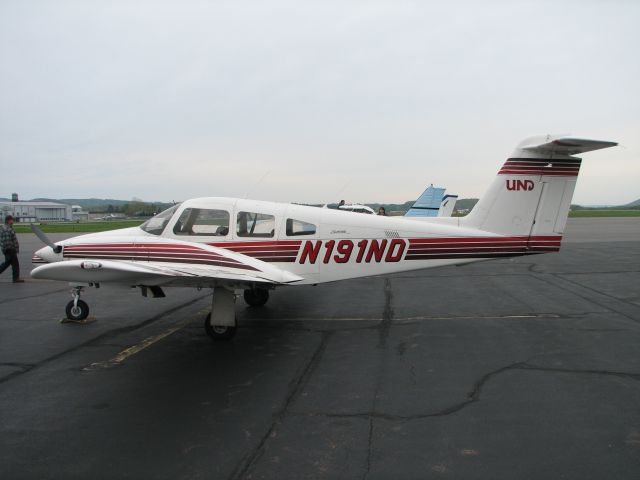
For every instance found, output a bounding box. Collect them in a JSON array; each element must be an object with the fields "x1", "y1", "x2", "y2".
[{"x1": 65, "y1": 286, "x2": 90, "y2": 321}]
